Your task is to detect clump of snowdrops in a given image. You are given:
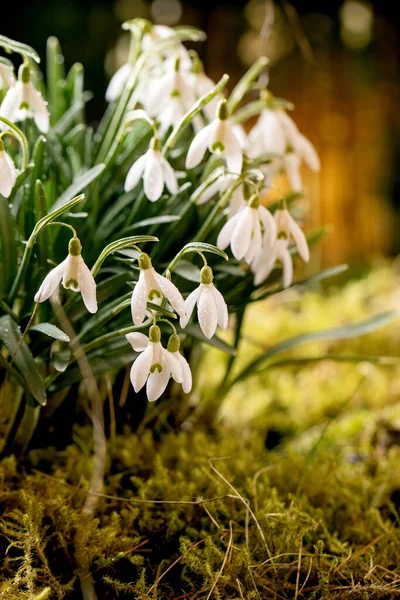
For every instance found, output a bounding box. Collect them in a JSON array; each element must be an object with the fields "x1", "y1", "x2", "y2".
[{"x1": 0, "y1": 22, "x2": 394, "y2": 455}]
